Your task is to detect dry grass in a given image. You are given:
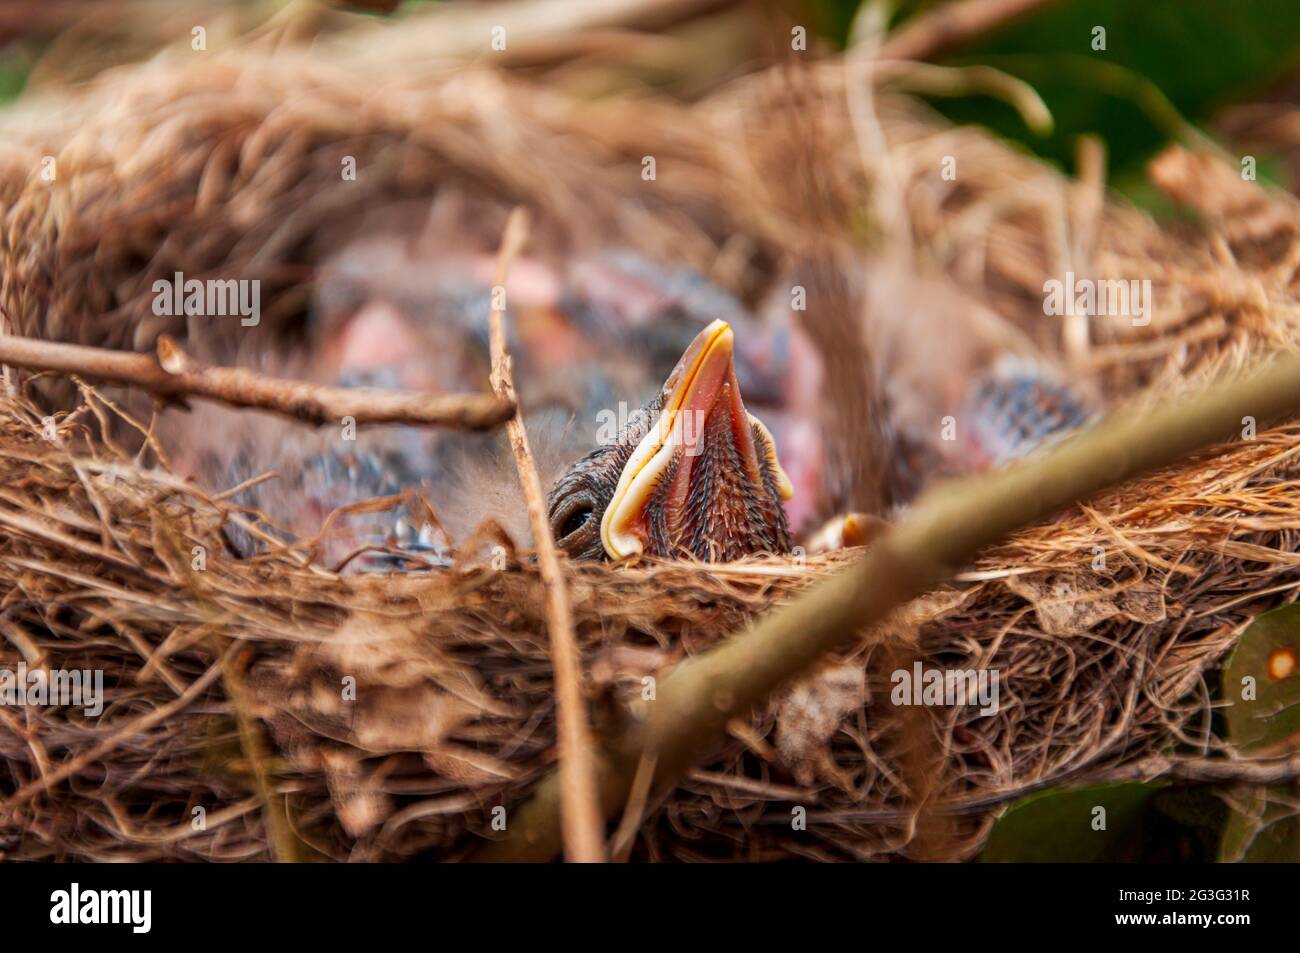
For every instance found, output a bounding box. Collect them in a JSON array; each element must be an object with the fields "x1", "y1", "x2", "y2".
[
  {"x1": 2, "y1": 381, "x2": 1299, "y2": 861},
  {"x1": 2, "y1": 8, "x2": 1300, "y2": 861}
]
